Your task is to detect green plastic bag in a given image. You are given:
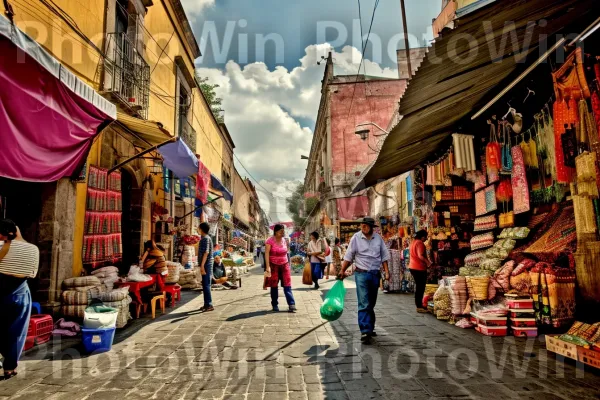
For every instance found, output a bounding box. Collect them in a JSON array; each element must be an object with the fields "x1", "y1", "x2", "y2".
[{"x1": 320, "y1": 280, "x2": 346, "y2": 321}]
